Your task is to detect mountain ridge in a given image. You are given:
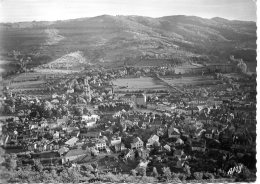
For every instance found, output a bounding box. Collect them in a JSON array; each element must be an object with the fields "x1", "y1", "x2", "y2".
[{"x1": 0, "y1": 15, "x2": 256, "y2": 74}]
